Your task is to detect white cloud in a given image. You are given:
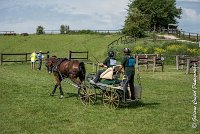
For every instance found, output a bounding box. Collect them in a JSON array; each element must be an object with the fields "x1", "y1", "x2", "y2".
[
  {"x1": 177, "y1": 0, "x2": 200, "y2": 2},
  {"x1": 181, "y1": 8, "x2": 200, "y2": 23},
  {"x1": 0, "y1": 0, "x2": 130, "y2": 33},
  {"x1": 50, "y1": 0, "x2": 129, "y2": 14},
  {"x1": 178, "y1": 7, "x2": 200, "y2": 33},
  {"x1": 1, "y1": 0, "x2": 200, "y2": 33}
]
